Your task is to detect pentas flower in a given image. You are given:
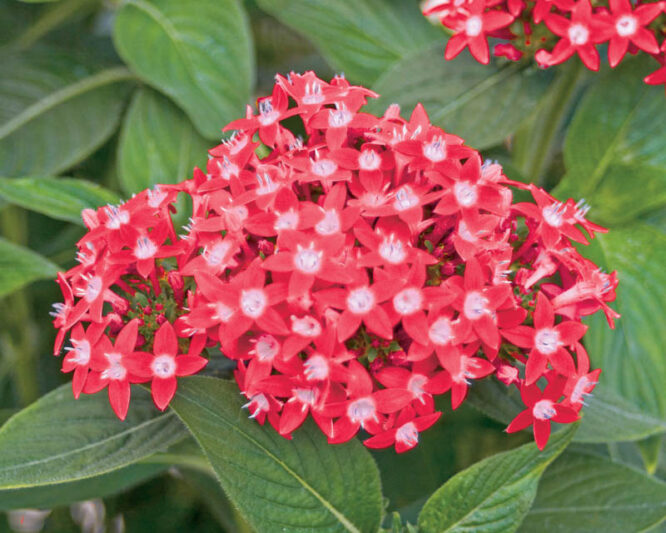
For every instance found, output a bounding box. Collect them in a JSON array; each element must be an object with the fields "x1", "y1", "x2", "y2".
[
  {"x1": 53, "y1": 72, "x2": 617, "y2": 452},
  {"x1": 423, "y1": 0, "x2": 666, "y2": 92}
]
